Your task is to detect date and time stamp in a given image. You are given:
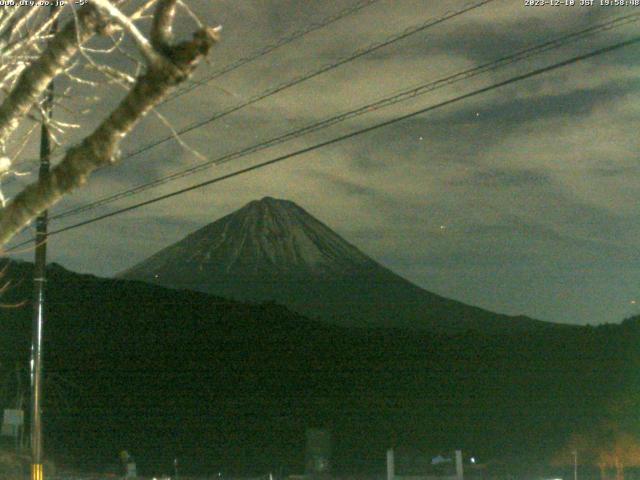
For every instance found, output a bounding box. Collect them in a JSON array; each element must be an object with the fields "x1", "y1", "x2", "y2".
[
  {"x1": 2, "y1": 0, "x2": 638, "y2": 8},
  {"x1": 0, "y1": 0, "x2": 87, "y2": 6},
  {"x1": 525, "y1": 0, "x2": 640, "y2": 6}
]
